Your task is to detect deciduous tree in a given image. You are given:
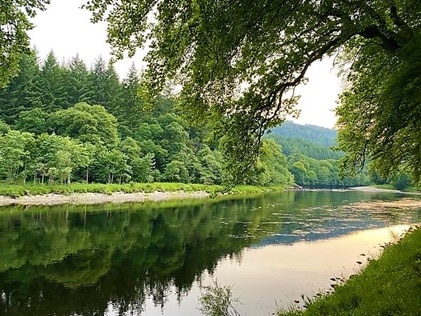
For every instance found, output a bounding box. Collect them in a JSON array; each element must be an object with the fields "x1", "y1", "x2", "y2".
[
  {"x1": 84, "y1": 0, "x2": 420, "y2": 183},
  {"x1": 0, "y1": 0, "x2": 49, "y2": 87}
]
